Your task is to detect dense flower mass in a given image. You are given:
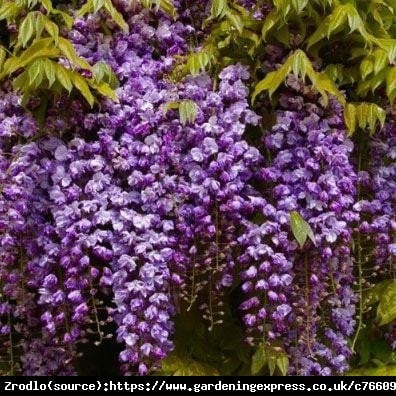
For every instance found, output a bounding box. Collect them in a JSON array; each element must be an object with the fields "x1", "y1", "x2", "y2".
[
  {"x1": 354, "y1": 120, "x2": 396, "y2": 351},
  {"x1": 0, "y1": 0, "x2": 394, "y2": 376},
  {"x1": 238, "y1": 90, "x2": 358, "y2": 375}
]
